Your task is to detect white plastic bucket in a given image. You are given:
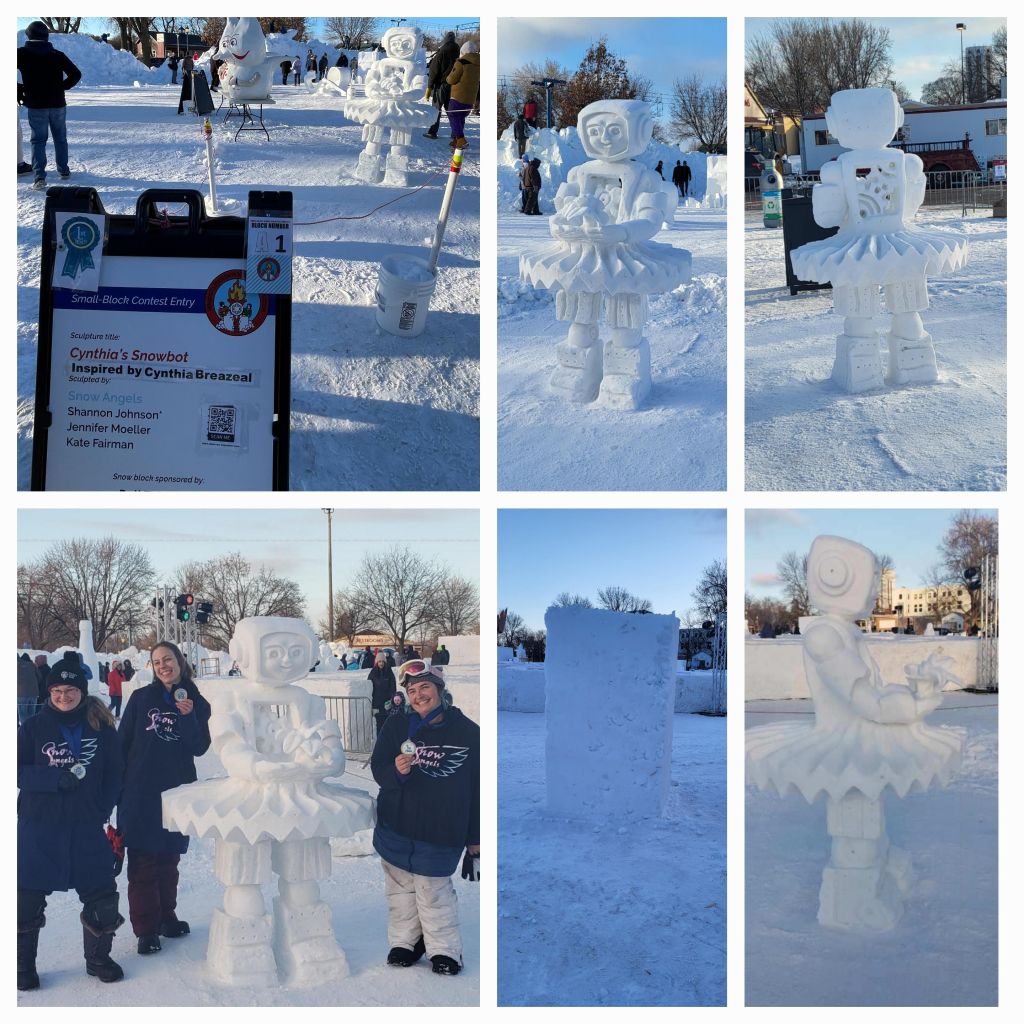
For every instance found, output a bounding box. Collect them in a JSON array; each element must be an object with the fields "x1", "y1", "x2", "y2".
[{"x1": 375, "y1": 254, "x2": 436, "y2": 337}]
